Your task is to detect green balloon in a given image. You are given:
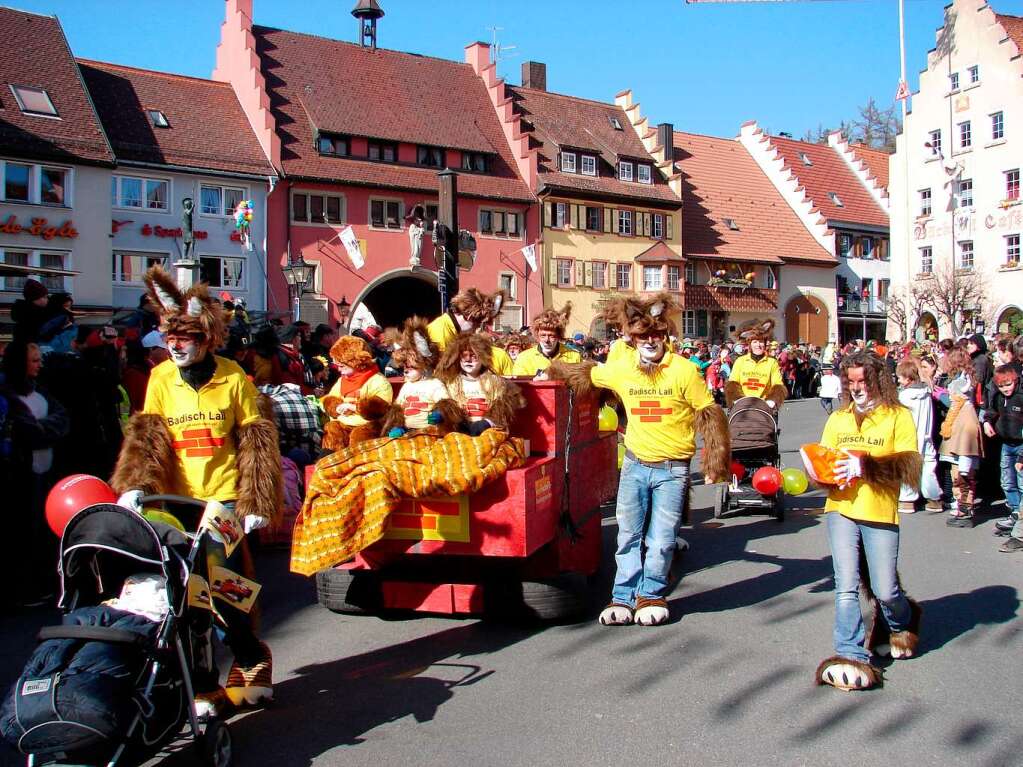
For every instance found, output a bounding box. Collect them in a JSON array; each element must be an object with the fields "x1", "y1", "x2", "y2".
[
  {"x1": 617, "y1": 443, "x2": 626, "y2": 470},
  {"x1": 142, "y1": 509, "x2": 186, "y2": 532},
  {"x1": 598, "y1": 406, "x2": 619, "y2": 432},
  {"x1": 781, "y1": 467, "x2": 808, "y2": 495}
]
